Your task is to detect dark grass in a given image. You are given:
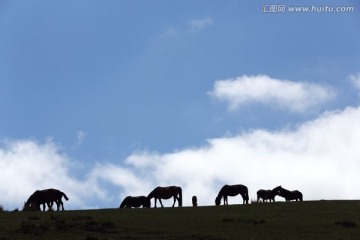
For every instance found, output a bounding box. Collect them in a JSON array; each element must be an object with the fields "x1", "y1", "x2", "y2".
[{"x1": 0, "y1": 200, "x2": 359, "y2": 239}]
